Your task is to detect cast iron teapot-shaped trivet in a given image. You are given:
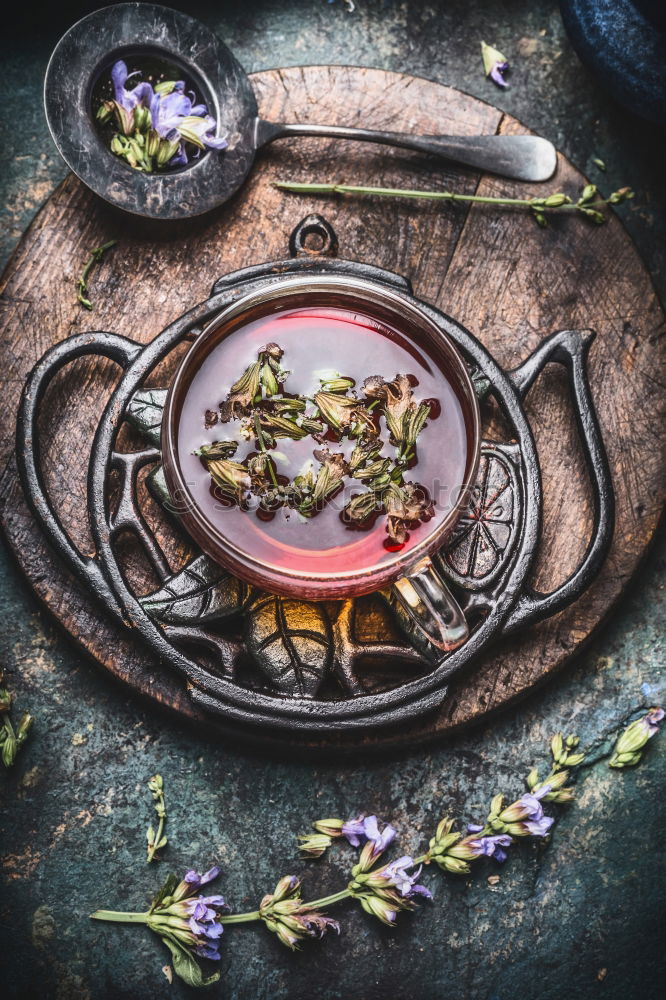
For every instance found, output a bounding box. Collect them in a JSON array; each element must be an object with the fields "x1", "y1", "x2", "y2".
[{"x1": 17, "y1": 216, "x2": 613, "y2": 736}]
